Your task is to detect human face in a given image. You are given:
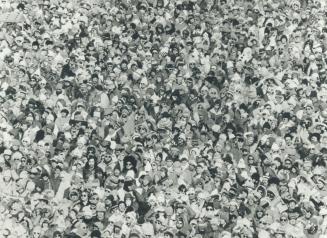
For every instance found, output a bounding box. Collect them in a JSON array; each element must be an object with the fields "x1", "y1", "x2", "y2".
[
  {"x1": 126, "y1": 161, "x2": 133, "y2": 170},
  {"x1": 78, "y1": 223, "x2": 88, "y2": 236},
  {"x1": 33, "y1": 229, "x2": 41, "y2": 238},
  {"x1": 317, "y1": 180, "x2": 325, "y2": 189},
  {"x1": 89, "y1": 195, "x2": 99, "y2": 204},
  {"x1": 119, "y1": 202, "x2": 126, "y2": 212},
  {"x1": 89, "y1": 158, "x2": 95, "y2": 168},
  {"x1": 151, "y1": 162, "x2": 158, "y2": 171},
  {"x1": 81, "y1": 192, "x2": 88, "y2": 201}
]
